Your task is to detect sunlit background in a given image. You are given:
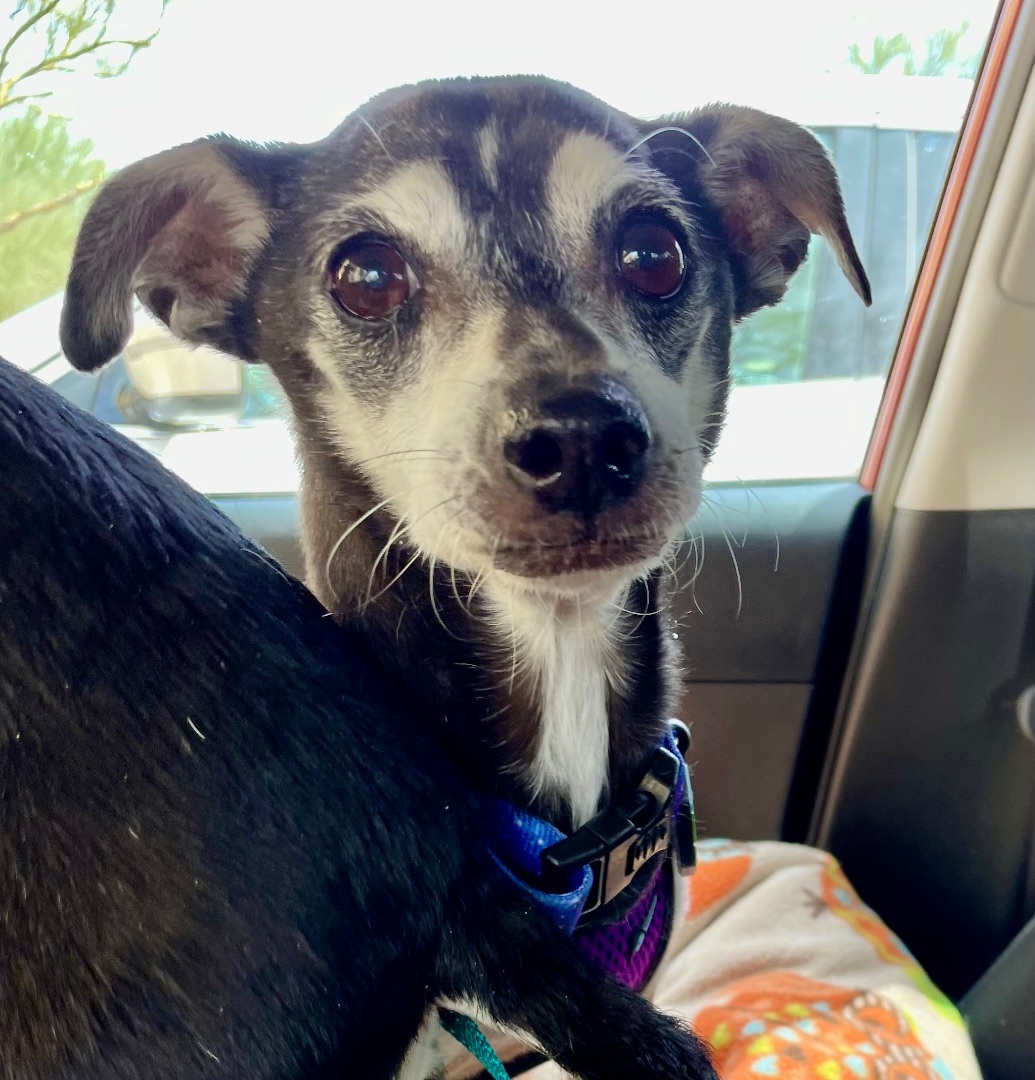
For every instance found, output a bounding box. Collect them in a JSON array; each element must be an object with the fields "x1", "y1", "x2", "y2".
[
  {"x1": 0, "y1": 0, "x2": 1001, "y2": 491},
  {"x1": 38, "y1": 0, "x2": 994, "y2": 163}
]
